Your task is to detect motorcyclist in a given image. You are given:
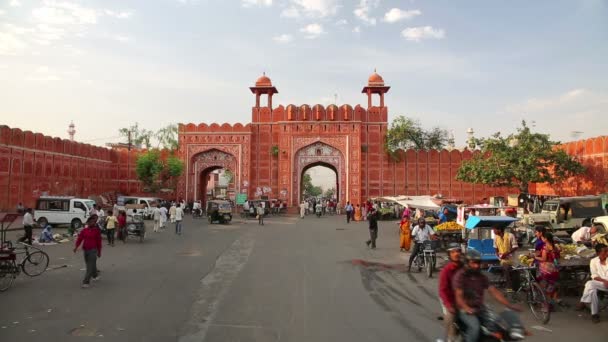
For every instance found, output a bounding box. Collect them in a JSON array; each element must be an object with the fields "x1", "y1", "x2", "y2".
[
  {"x1": 438, "y1": 243, "x2": 463, "y2": 342},
  {"x1": 453, "y1": 249, "x2": 522, "y2": 342},
  {"x1": 408, "y1": 218, "x2": 437, "y2": 272}
]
